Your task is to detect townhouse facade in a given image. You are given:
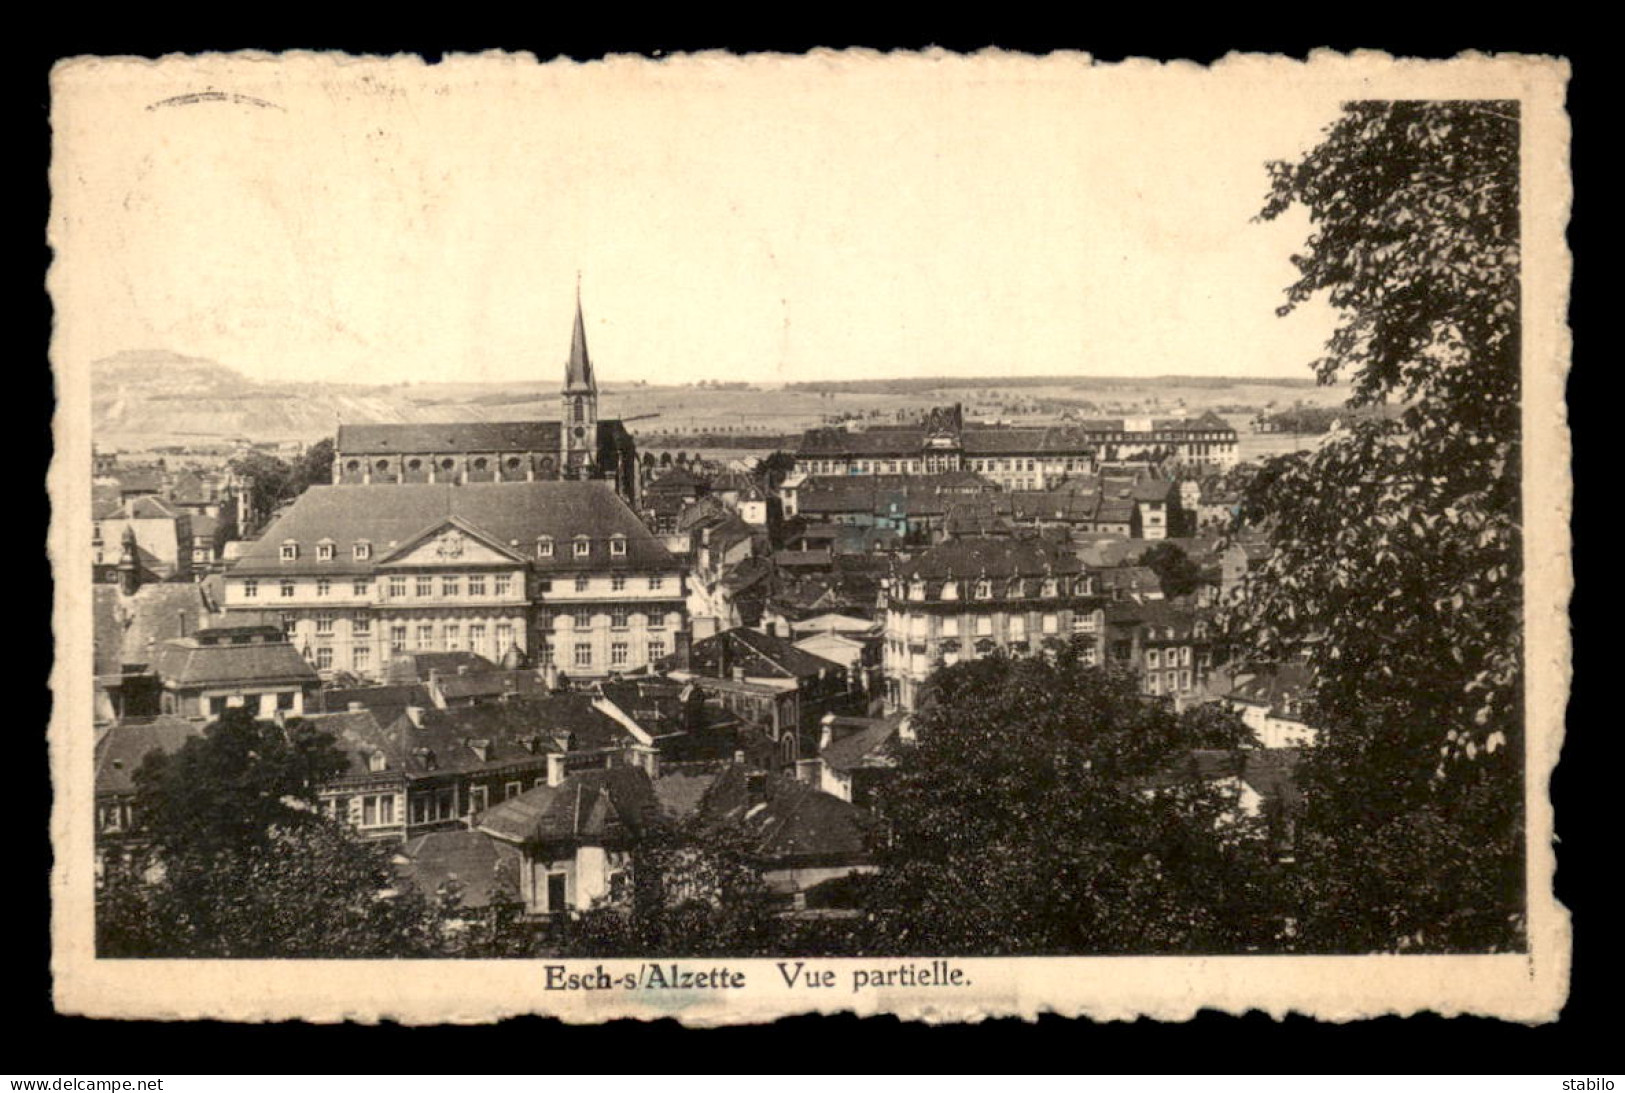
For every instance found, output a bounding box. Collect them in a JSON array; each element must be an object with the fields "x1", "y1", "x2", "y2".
[{"x1": 880, "y1": 536, "x2": 1107, "y2": 712}]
